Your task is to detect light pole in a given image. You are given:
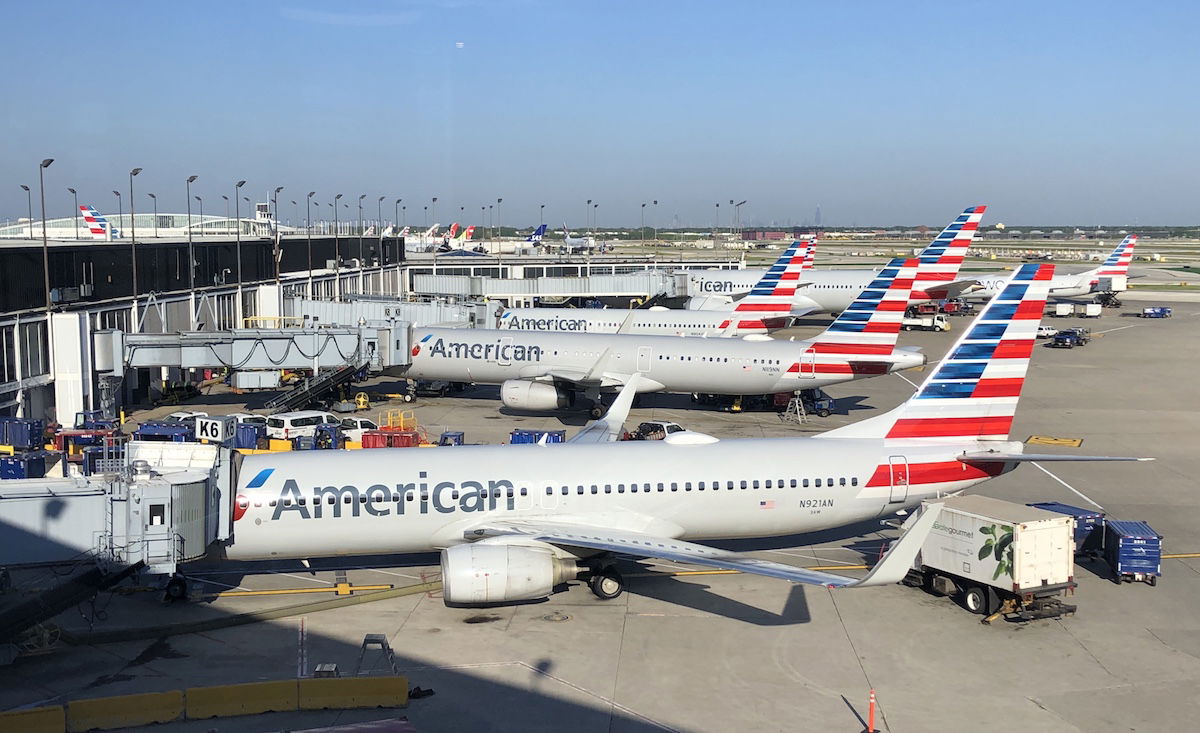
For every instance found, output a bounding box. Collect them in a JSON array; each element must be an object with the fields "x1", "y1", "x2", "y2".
[
  {"x1": 378, "y1": 195, "x2": 385, "y2": 251},
  {"x1": 734, "y1": 200, "x2": 746, "y2": 240},
  {"x1": 539, "y1": 204, "x2": 544, "y2": 226},
  {"x1": 273, "y1": 186, "x2": 284, "y2": 314},
  {"x1": 488, "y1": 205, "x2": 493, "y2": 237},
  {"x1": 221, "y1": 194, "x2": 229, "y2": 224},
  {"x1": 147, "y1": 193, "x2": 158, "y2": 237},
  {"x1": 586, "y1": 199, "x2": 592, "y2": 233},
  {"x1": 496, "y1": 198, "x2": 502, "y2": 239},
  {"x1": 481, "y1": 206, "x2": 486, "y2": 239},
  {"x1": 112, "y1": 190, "x2": 122, "y2": 238},
  {"x1": 401, "y1": 205, "x2": 406, "y2": 228},
  {"x1": 186, "y1": 176, "x2": 198, "y2": 326},
  {"x1": 67, "y1": 187, "x2": 78, "y2": 240},
  {"x1": 234, "y1": 180, "x2": 246, "y2": 310},
  {"x1": 357, "y1": 194, "x2": 366, "y2": 267},
  {"x1": 653, "y1": 200, "x2": 658, "y2": 242},
  {"x1": 333, "y1": 193, "x2": 343, "y2": 298},
  {"x1": 38, "y1": 159, "x2": 53, "y2": 313},
  {"x1": 394, "y1": 198, "x2": 401, "y2": 233},
  {"x1": 273, "y1": 186, "x2": 283, "y2": 225},
  {"x1": 129, "y1": 168, "x2": 141, "y2": 245},
  {"x1": 195, "y1": 196, "x2": 203, "y2": 234},
  {"x1": 593, "y1": 203, "x2": 598, "y2": 240},
  {"x1": 306, "y1": 192, "x2": 315, "y2": 294},
  {"x1": 291, "y1": 200, "x2": 298, "y2": 226},
  {"x1": 423, "y1": 206, "x2": 427, "y2": 228},
  {"x1": 714, "y1": 202, "x2": 720, "y2": 242},
  {"x1": 19, "y1": 185, "x2": 32, "y2": 239},
  {"x1": 640, "y1": 202, "x2": 646, "y2": 244},
  {"x1": 431, "y1": 197, "x2": 438, "y2": 227}
]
